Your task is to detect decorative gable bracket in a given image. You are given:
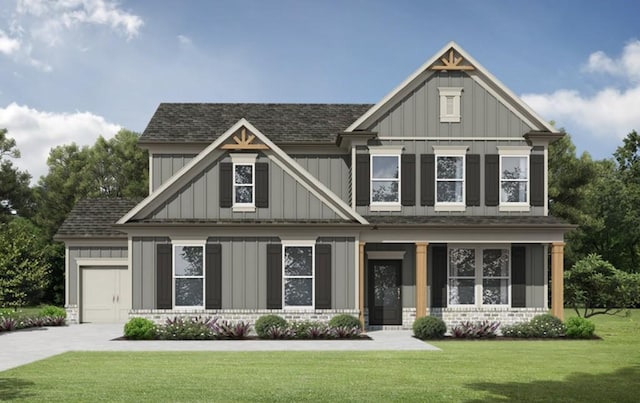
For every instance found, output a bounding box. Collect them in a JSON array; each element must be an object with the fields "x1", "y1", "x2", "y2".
[
  {"x1": 221, "y1": 127, "x2": 269, "y2": 150},
  {"x1": 431, "y1": 49, "x2": 475, "y2": 71}
]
